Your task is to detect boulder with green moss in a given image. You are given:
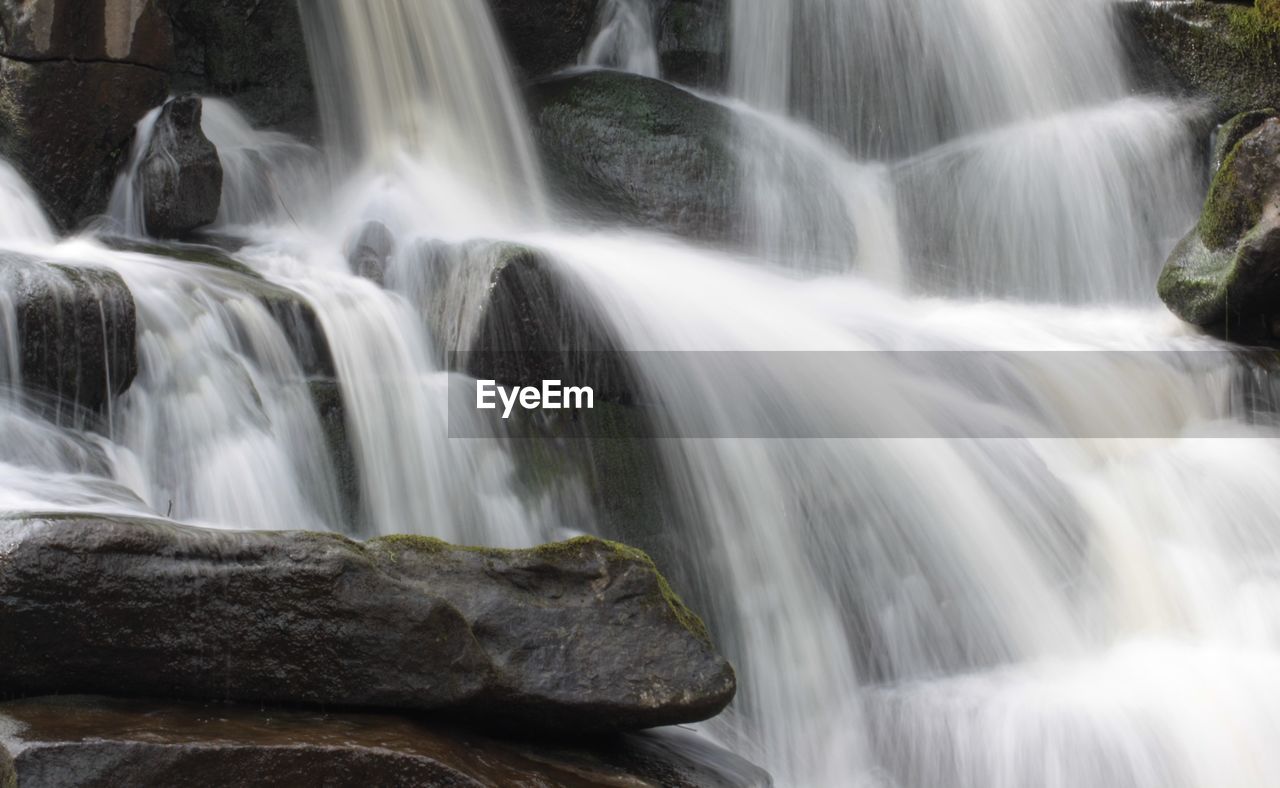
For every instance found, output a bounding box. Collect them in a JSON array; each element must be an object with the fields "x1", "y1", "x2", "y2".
[
  {"x1": 0, "y1": 516, "x2": 735, "y2": 733},
  {"x1": 527, "y1": 70, "x2": 739, "y2": 245},
  {"x1": 1159, "y1": 114, "x2": 1280, "y2": 338},
  {"x1": 1119, "y1": 0, "x2": 1280, "y2": 118}
]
